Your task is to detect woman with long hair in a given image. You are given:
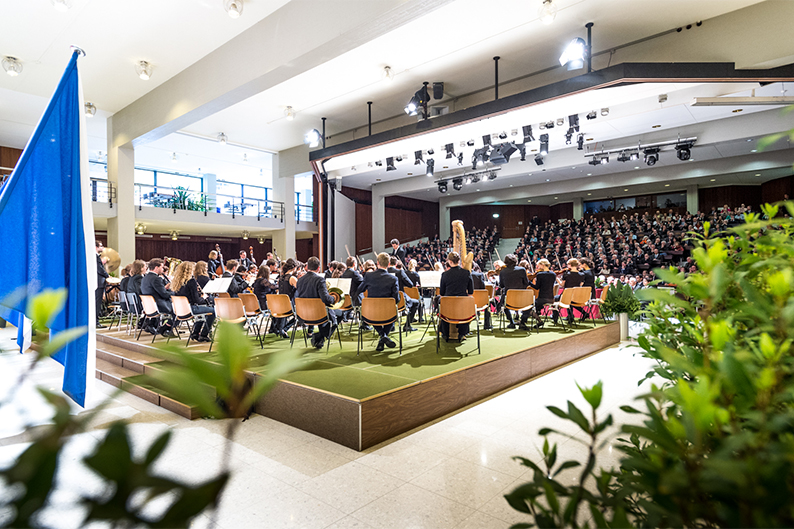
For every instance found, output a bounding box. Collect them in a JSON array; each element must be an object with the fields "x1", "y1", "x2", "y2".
[
  {"x1": 253, "y1": 265, "x2": 275, "y2": 311},
  {"x1": 194, "y1": 261, "x2": 210, "y2": 289},
  {"x1": 171, "y1": 261, "x2": 215, "y2": 342}
]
